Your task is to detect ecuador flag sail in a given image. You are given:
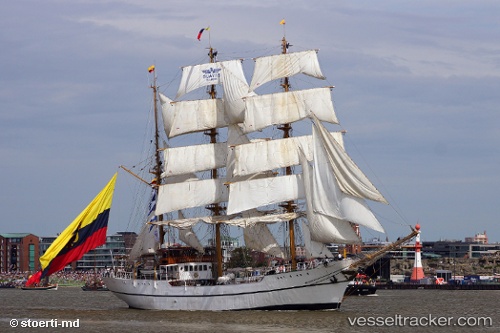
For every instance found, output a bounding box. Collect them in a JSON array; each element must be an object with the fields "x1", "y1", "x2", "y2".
[{"x1": 26, "y1": 173, "x2": 117, "y2": 286}]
